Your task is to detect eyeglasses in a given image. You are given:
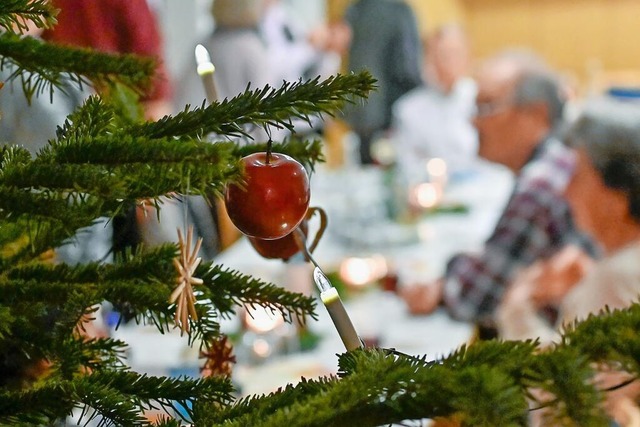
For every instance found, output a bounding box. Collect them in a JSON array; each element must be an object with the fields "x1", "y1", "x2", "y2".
[{"x1": 475, "y1": 100, "x2": 515, "y2": 117}]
